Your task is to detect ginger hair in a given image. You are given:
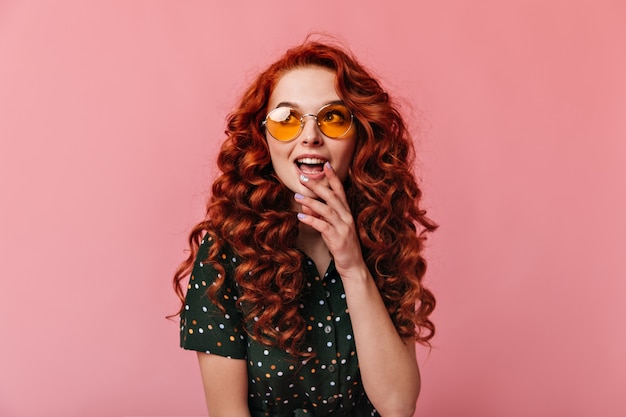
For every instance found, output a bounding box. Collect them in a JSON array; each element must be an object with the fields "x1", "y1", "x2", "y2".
[{"x1": 173, "y1": 39, "x2": 437, "y2": 357}]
